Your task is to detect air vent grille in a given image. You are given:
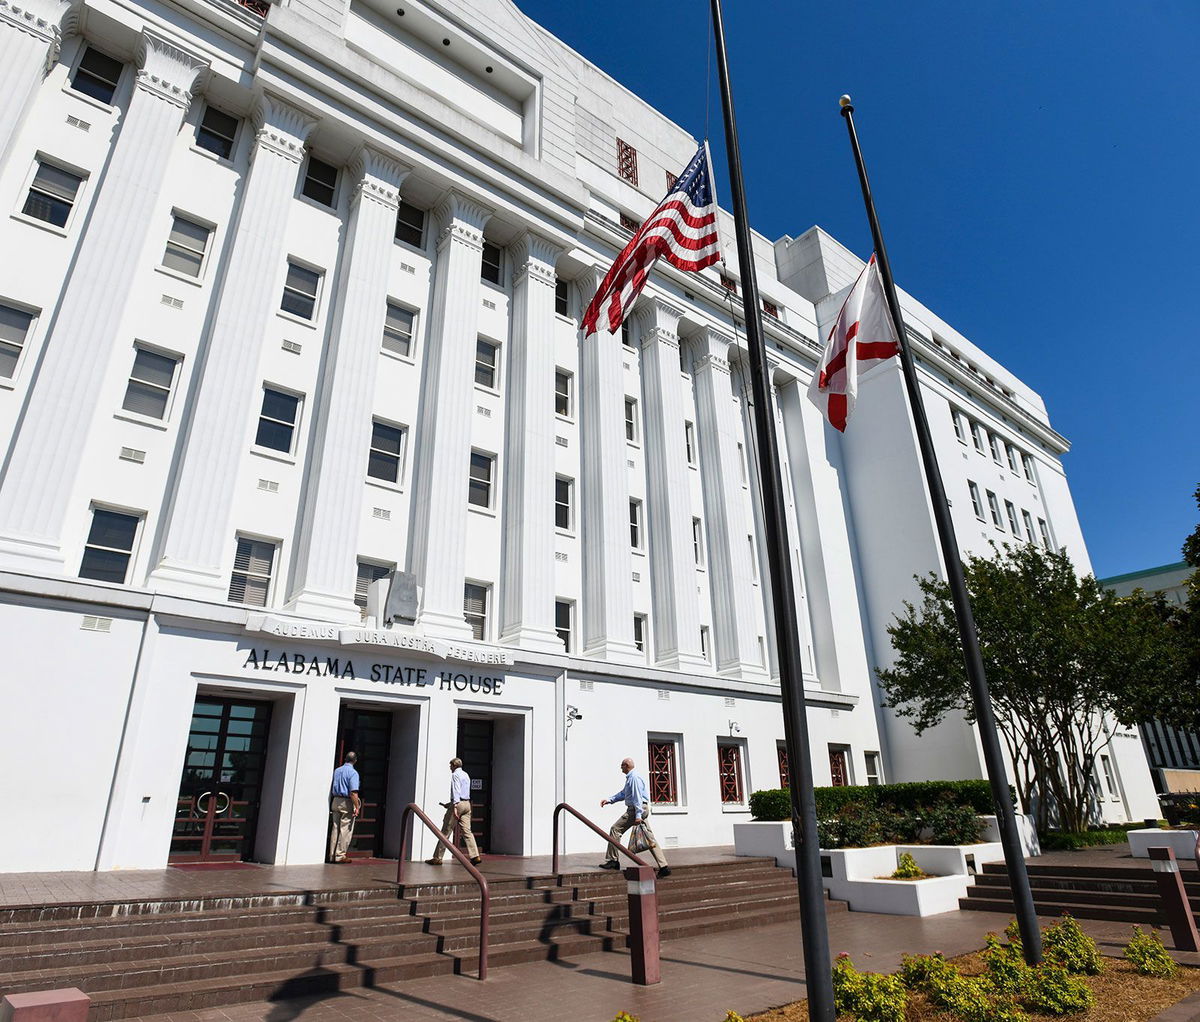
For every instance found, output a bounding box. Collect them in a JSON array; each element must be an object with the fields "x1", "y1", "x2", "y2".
[
  {"x1": 281, "y1": 339, "x2": 302, "y2": 354},
  {"x1": 66, "y1": 115, "x2": 91, "y2": 131},
  {"x1": 257, "y1": 478, "x2": 279, "y2": 492},
  {"x1": 81, "y1": 615, "x2": 112, "y2": 632},
  {"x1": 160, "y1": 294, "x2": 183, "y2": 309},
  {"x1": 372, "y1": 507, "x2": 391, "y2": 521},
  {"x1": 119, "y1": 447, "x2": 146, "y2": 463}
]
